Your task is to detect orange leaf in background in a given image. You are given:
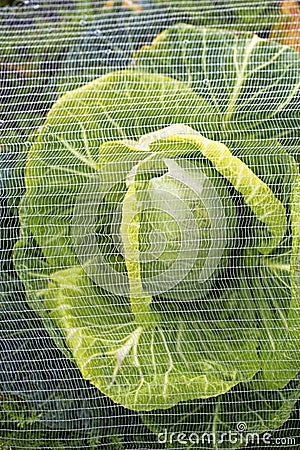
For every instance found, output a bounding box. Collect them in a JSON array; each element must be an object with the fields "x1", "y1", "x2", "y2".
[
  {"x1": 270, "y1": 0, "x2": 300, "y2": 51},
  {"x1": 103, "y1": 0, "x2": 143, "y2": 11}
]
